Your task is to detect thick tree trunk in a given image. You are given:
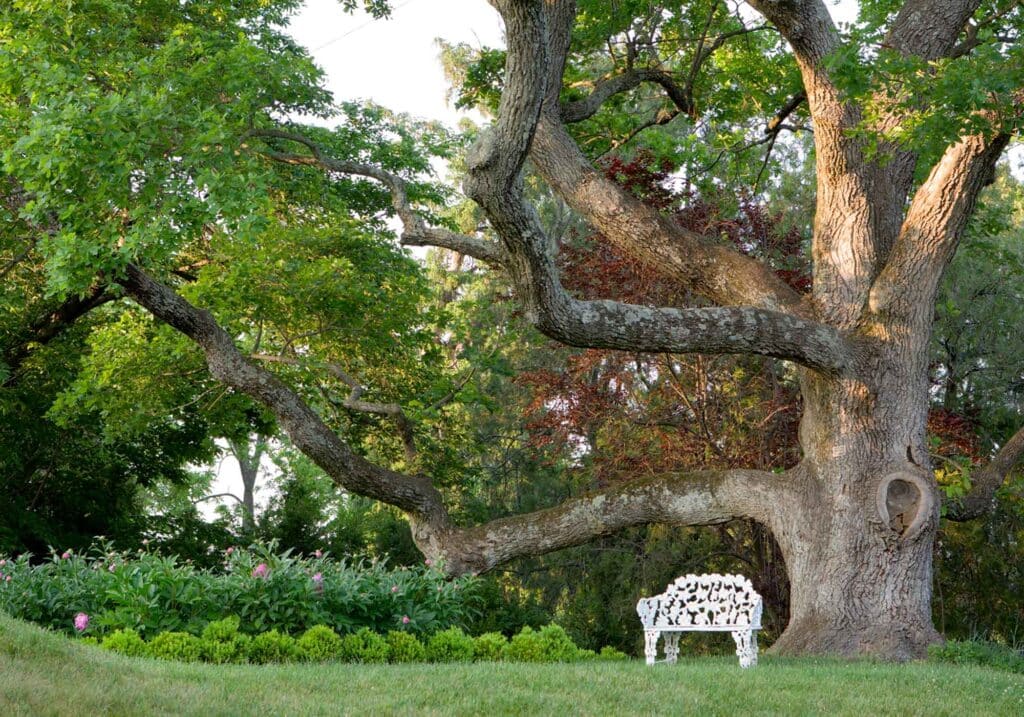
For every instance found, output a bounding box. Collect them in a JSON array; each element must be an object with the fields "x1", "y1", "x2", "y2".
[
  {"x1": 767, "y1": 332, "x2": 943, "y2": 658},
  {"x1": 769, "y1": 460, "x2": 940, "y2": 658}
]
